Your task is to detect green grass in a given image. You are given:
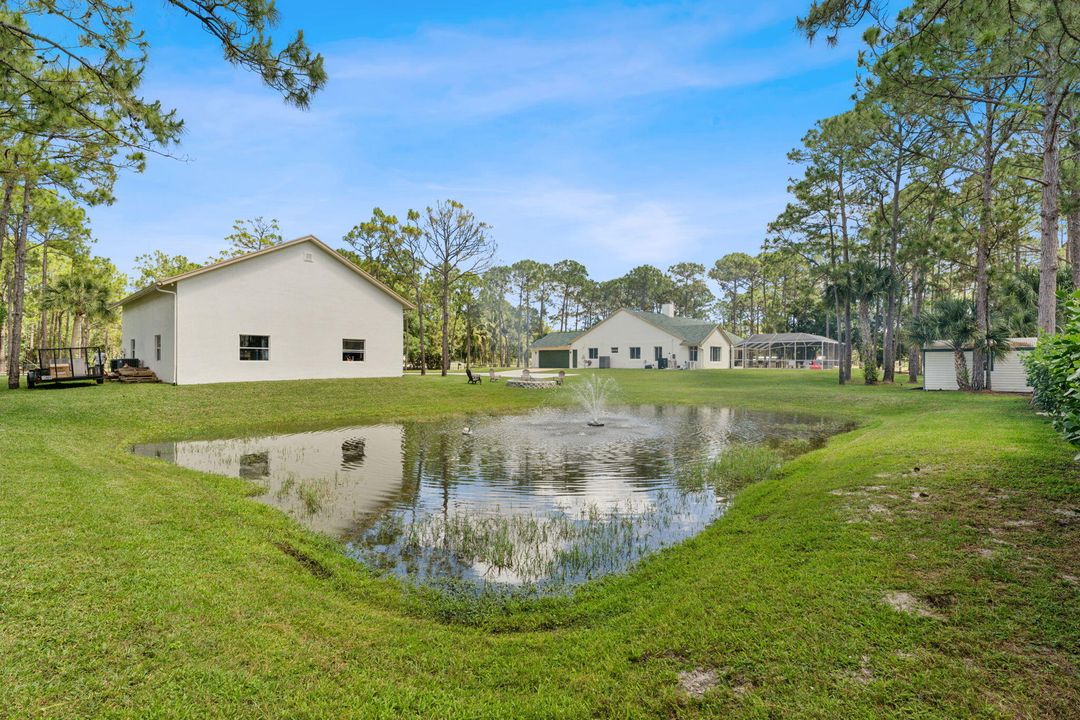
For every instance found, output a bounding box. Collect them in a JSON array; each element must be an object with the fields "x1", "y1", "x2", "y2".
[{"x1": 1, "y1": 370, "x2": 1077, "y2": 718}]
